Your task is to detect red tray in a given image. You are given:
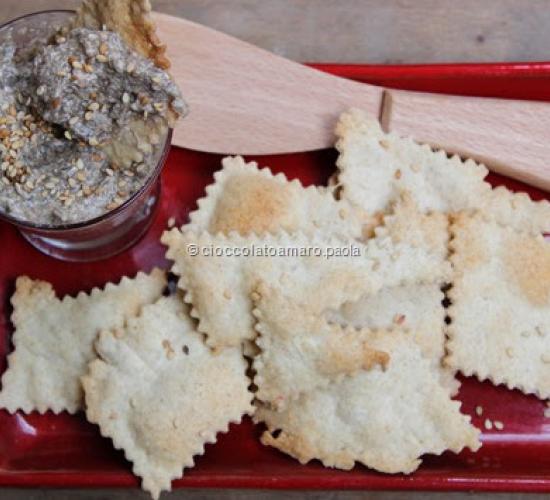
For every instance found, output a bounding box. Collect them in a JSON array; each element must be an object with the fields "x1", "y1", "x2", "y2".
[{"x1": 1, "y1": 62, "x2": 550, "y2": 493}]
